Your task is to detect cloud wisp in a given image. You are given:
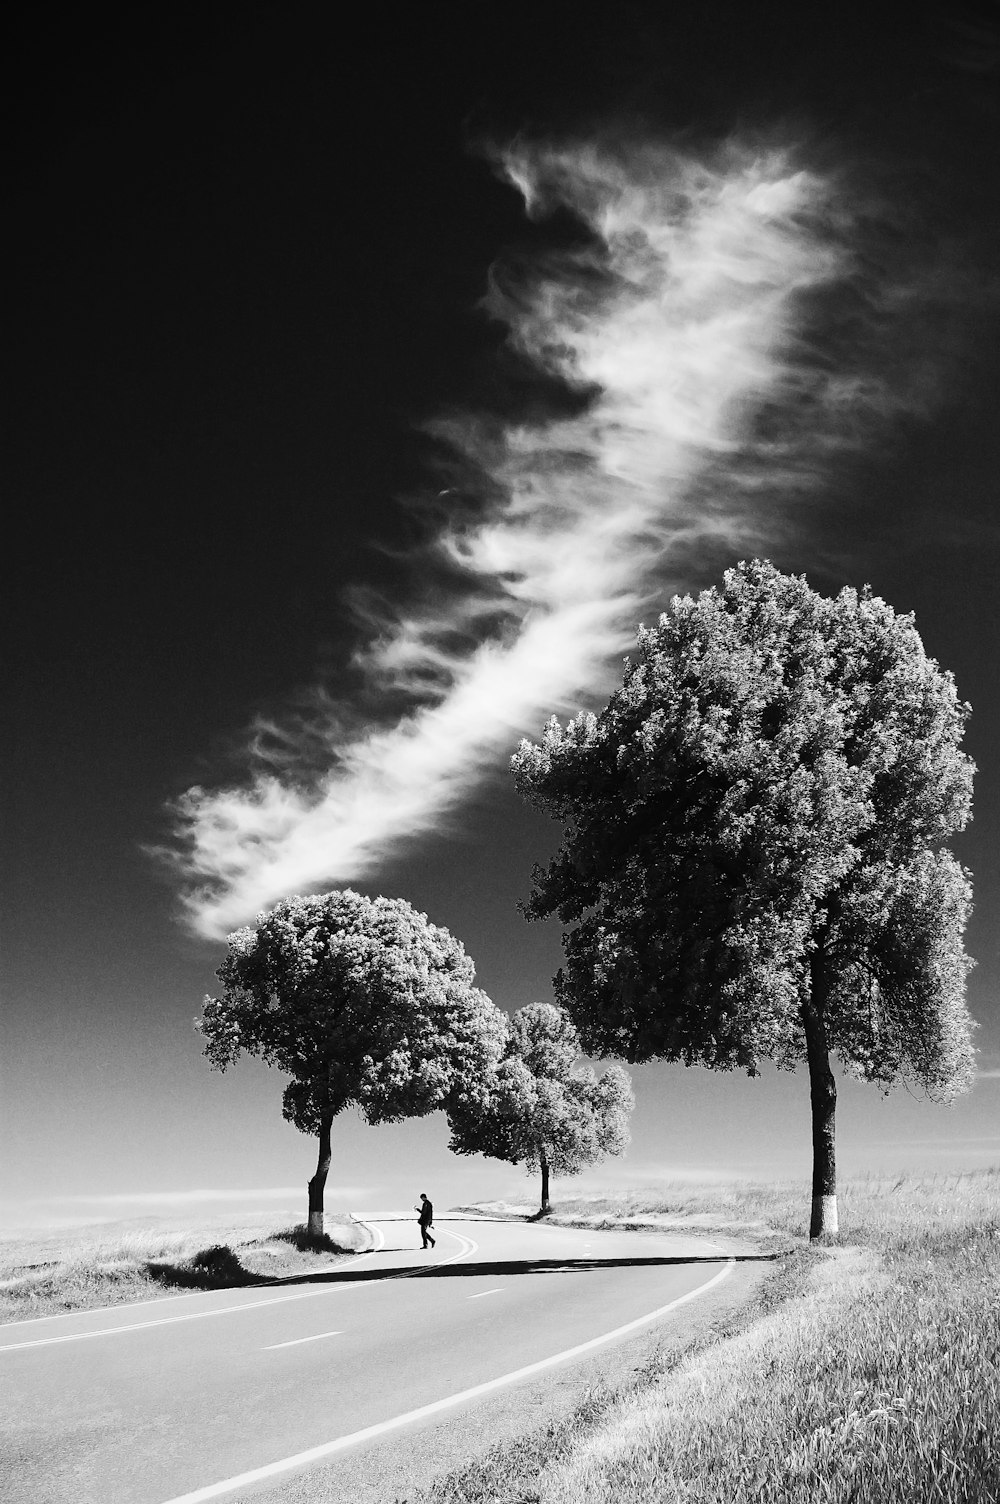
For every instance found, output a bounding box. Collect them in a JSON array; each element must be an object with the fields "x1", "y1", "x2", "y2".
[{"x1": 168, "y1": 137, "x2": 935, "y2": 939}]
